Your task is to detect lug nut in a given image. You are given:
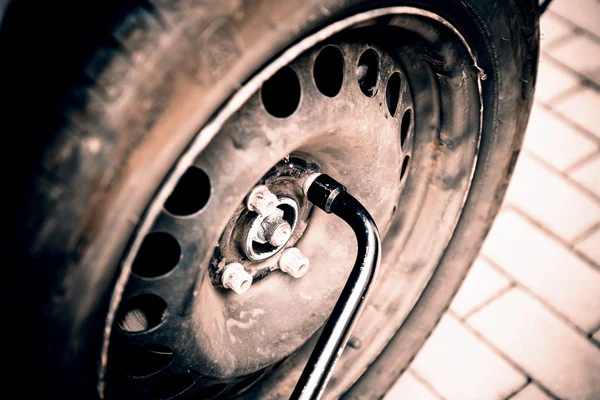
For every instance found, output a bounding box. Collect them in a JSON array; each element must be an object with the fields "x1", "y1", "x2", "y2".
[
  {"x1": 279, "y1": 247, "x2": 310, "y2": 278},
  {"x1": 247, "y1": 185, "x2": 279, "y2": 216},
  {"x1": 222, "y1": 263, "x2": 253, "y2": 294}
]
